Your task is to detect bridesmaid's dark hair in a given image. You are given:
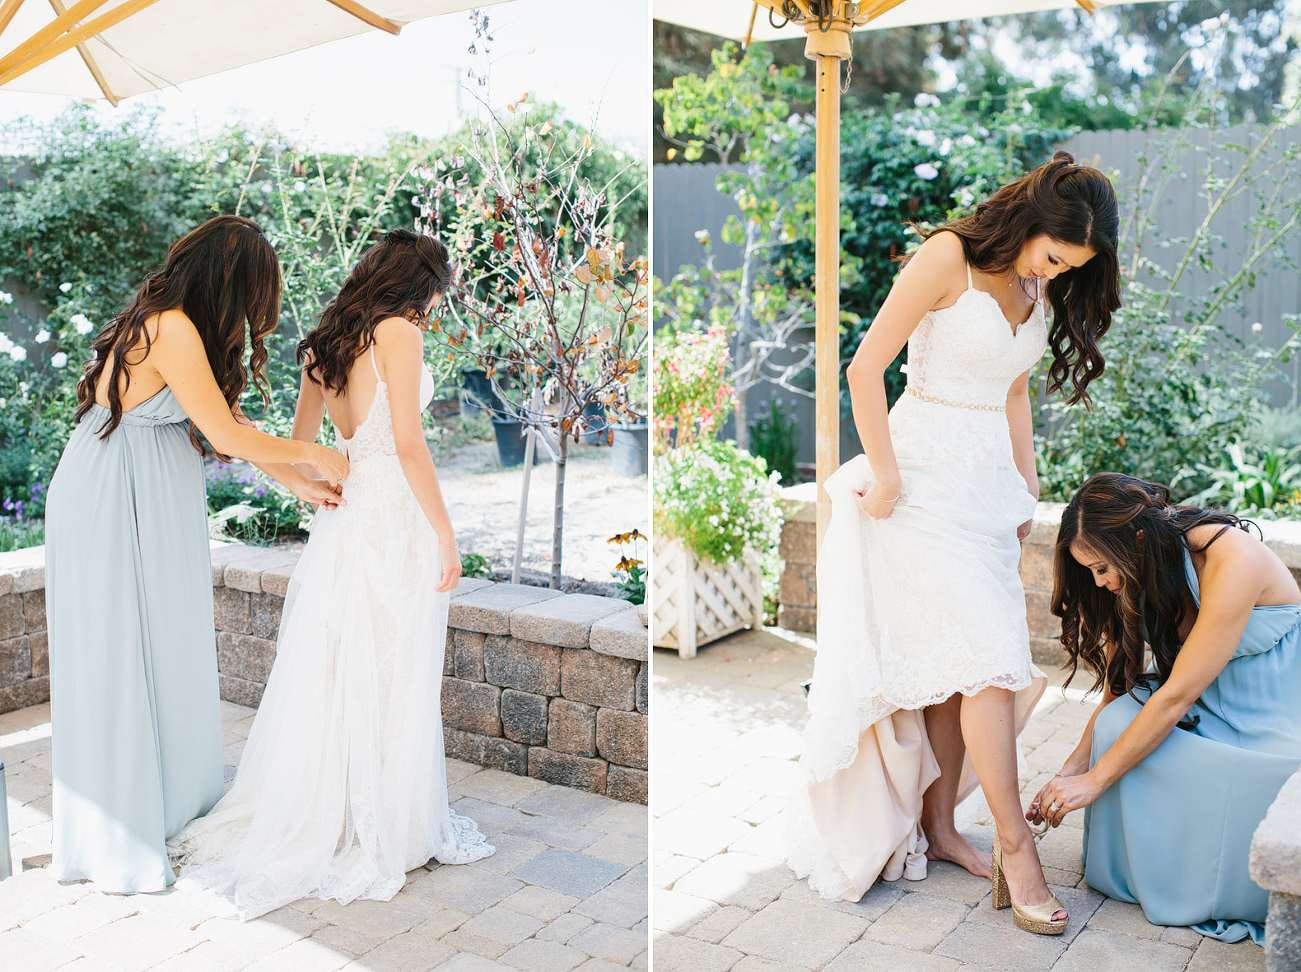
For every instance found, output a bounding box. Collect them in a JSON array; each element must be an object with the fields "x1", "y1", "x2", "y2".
[
  {"x1": 1052, "y1": 472, "x2": 1250, "y2": 700},
  {"x1": 914, "y1": 151, "x2": 1121, "y2": 406},
  {"x1": 75, "y1": 214, "x2": 282, "y2": 457},
  {"x1": 298, "y1": 229, "x2": 452, "y2": 394}
]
